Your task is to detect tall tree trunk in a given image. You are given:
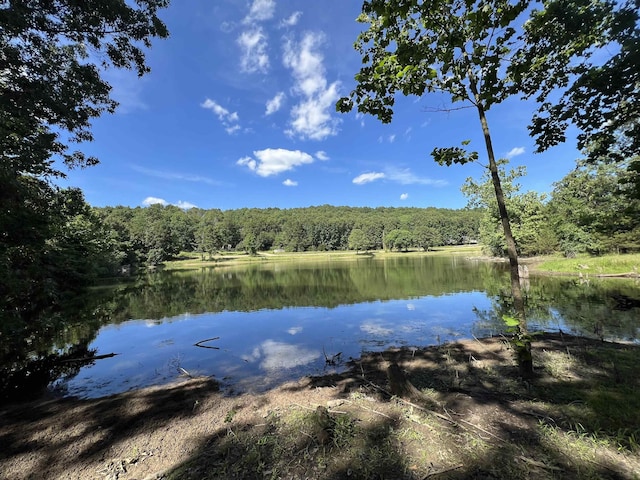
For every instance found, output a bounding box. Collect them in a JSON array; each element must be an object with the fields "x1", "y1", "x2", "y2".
[{"x1": 468, "y1": 78, "x2": 533, "y2": 379}]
